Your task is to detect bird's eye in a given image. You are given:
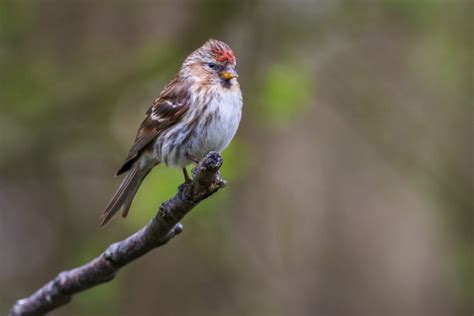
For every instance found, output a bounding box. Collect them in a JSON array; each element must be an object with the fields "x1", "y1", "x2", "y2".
[{"x1": 208, "y1": 62, "x2": 216, "y2": 69}]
